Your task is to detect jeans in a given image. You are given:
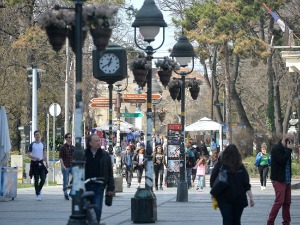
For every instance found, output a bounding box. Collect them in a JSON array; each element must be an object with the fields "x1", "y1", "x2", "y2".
[
  {"x1": 62, "y1": 167, "x2": 72, "y2": 196},
  {"x1": 86, "y1": 183, "x2": 105, "y2": 223},
  {"x1": 136, "y1": 166, "x2": 144, "y2": 183},
  {"x1": 218, "y1": 202, "x2": 244, "y2": 225},
  {"x1": 186, "y1": 168, "x2": 192, "y2": 187},
  {"x1": 197, "y1": 175, "x2": 205, "y2": 188},
  {"x1": 33, "y1": 166, "x2": 46, "y2": 196},
  {"x1": 258, "y1": 165, "x2": 269, "y2": 187},
  {"x1": 125, "y1": 165, "x2": 133, "y2": 185},
  {"x1": 267, "y1": 181, "x2": 291, "y2": 225},
  {"x1": 154, "y1": 164, "x2": 164, "y2": 188}
]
